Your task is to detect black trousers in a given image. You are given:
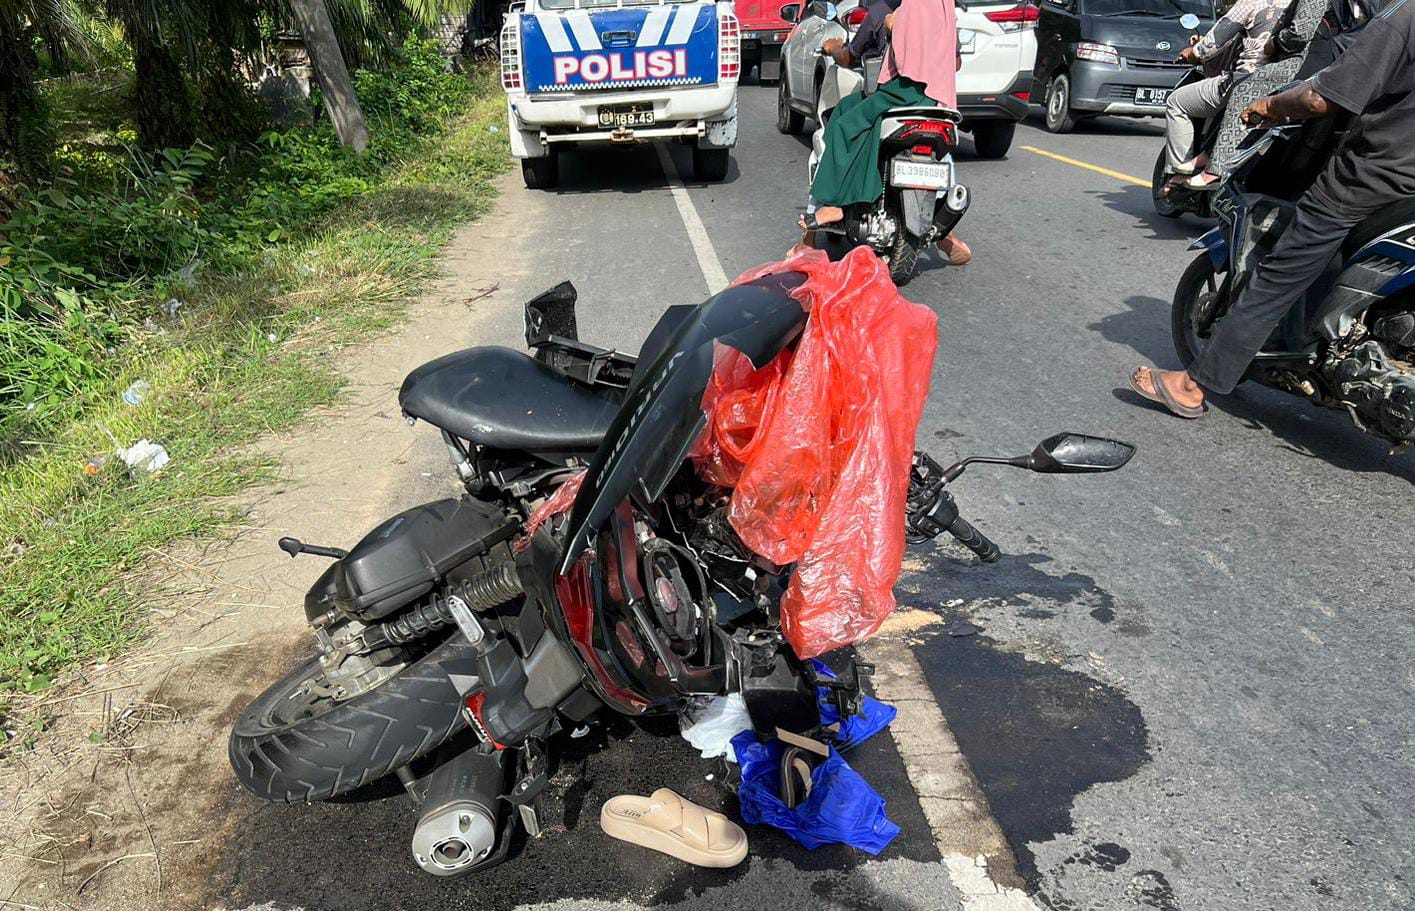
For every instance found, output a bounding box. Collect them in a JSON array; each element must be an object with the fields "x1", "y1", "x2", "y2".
[{"x1": 1187, "y1": 184, "x2": 1378, "y2": 394}]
